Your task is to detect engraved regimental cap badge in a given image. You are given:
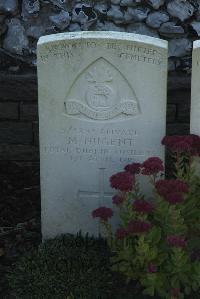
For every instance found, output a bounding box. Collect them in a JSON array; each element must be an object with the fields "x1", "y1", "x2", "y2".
[{"x1": 64, "y1": 57, "x2": 140, "y2": 120}]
